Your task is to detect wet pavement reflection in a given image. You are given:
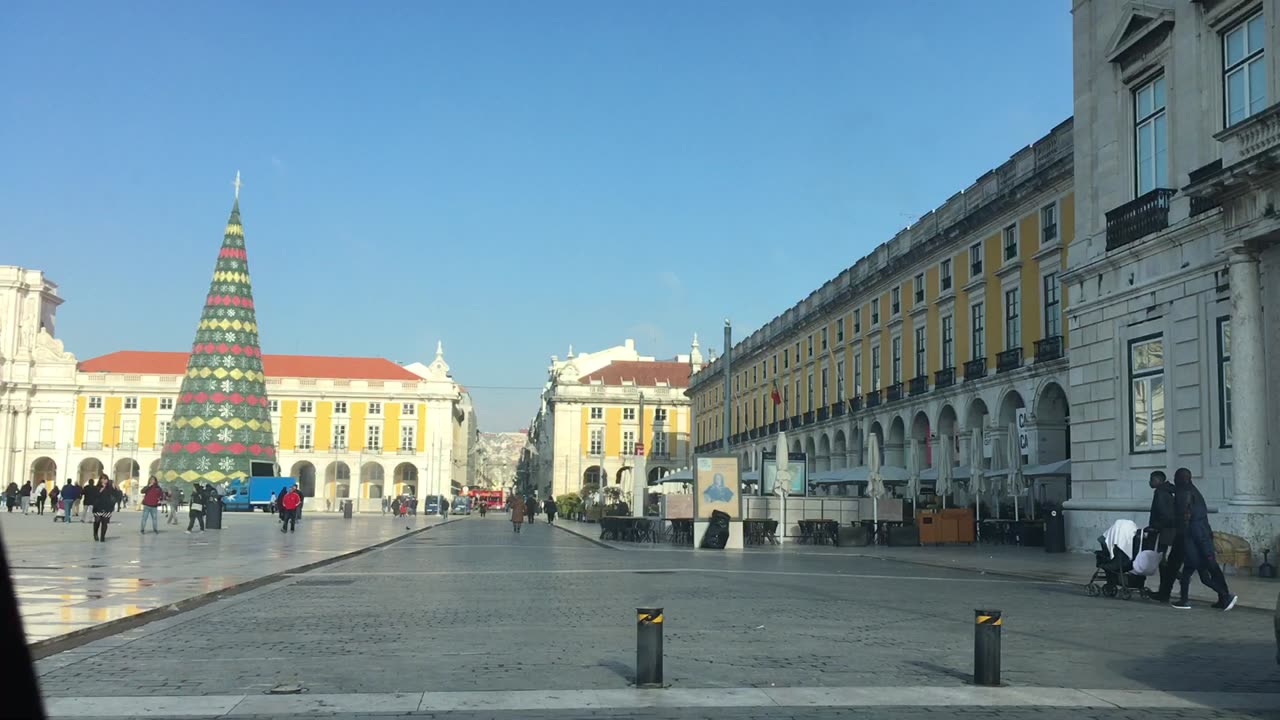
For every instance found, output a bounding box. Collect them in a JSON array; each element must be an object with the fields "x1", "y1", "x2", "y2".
[{"x1": 0, "y1": 510, "x2": 439, "y2": 642}]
